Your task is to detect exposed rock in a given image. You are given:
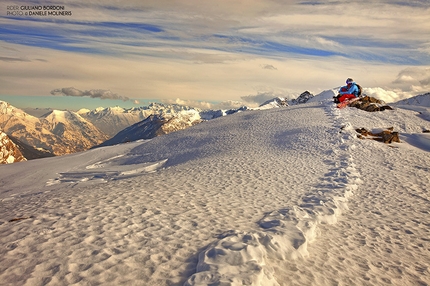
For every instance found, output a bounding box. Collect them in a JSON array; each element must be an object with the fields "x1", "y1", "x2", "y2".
[
  {"x1": 291, "y1": 91, "x2": 314, "y2": 105},
  {"x1": 7, "y1": 134, "x2": 55, "y2": 160},
  {"x1": 356, "y1": 127, "x2": 400, "y2": 144},
  {"x1": 0, "y1": 130, "x2": 27, "y2": 164},
  {"x1": 349, "y1": 96, "x2": 393, "y2": 112},
  {"x1": 259, "y1": 97, "x2": 289, "y2": 108}
]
